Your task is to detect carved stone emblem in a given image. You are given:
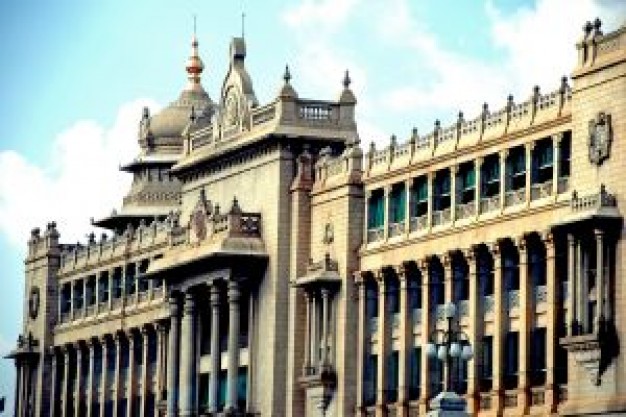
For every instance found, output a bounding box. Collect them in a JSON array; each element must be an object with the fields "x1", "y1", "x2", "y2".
[
  {"x1": 28, "y1": 286, "x2": 40, "y2": 320},
  {"x1": 588, "y1": 112, "x2": 612, "y2": 165}
]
